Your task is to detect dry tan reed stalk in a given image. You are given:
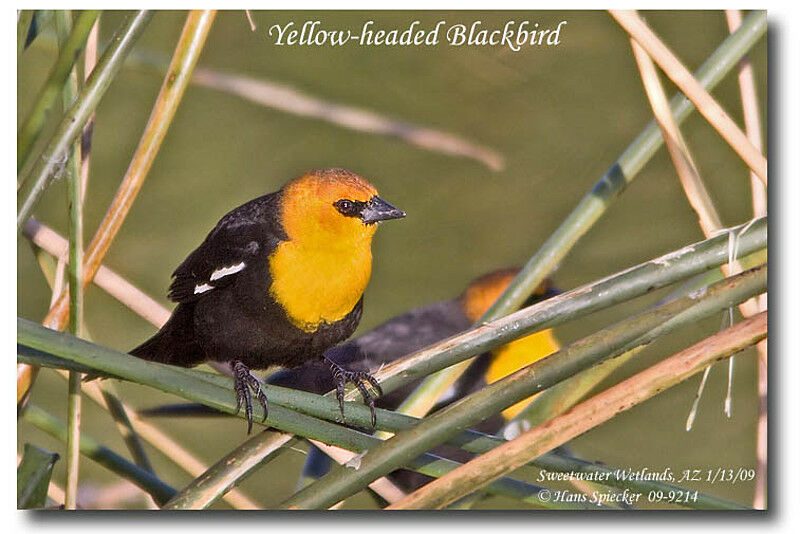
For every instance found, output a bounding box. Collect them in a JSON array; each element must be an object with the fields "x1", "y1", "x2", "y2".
[
  {"x1": 631, "y1": 39, "x2": 723, "y2": 236},
  {"x1": 725, "y1": 9, "x2": 768, "y2": 509},
  {"x1": 610, "y1": 10, "x2": 767, "y2": 185},
  {"x1": 41, "y1": 10, "x2": 216, "y2": 332},
  {"x1": 244, "y1": 10, "x2": 256, "y2": 31},
  {"x1": 725, "y1": 10, "x2": 767, "y2": 221},
  {"x1": 190, "y1": 67, "x2": 505, "y2": 172}
]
